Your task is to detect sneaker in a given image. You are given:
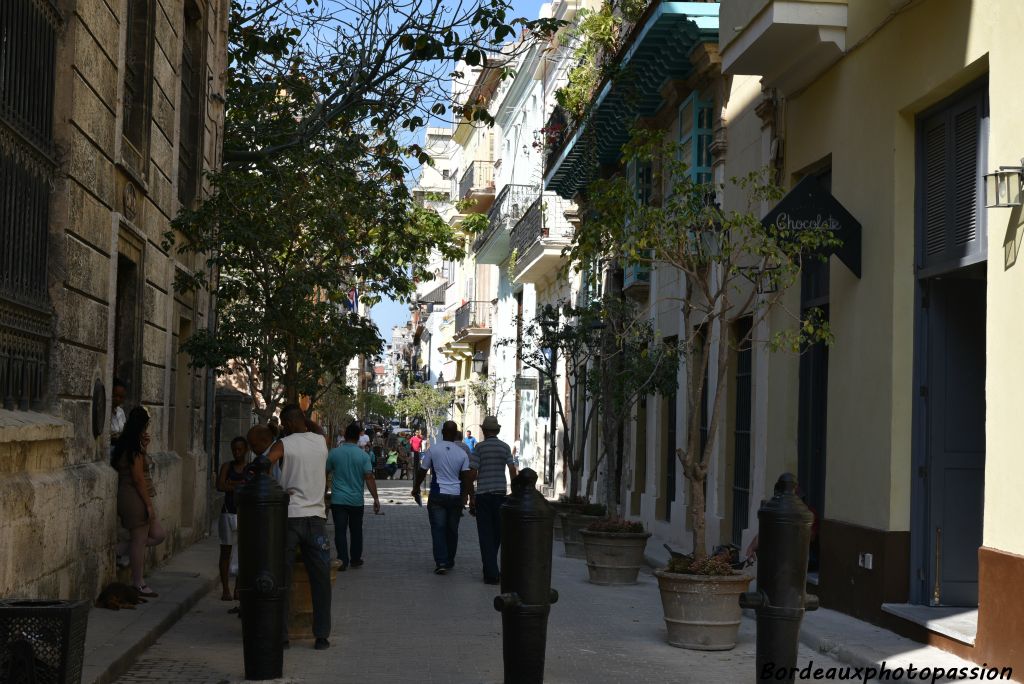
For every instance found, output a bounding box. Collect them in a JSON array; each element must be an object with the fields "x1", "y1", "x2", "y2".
[
  {"x1": 483, "y1": 577, "x2": 500, "y2": 585},
  {"x1": 115, "y1": 554, "x2": 130, "y2": 569},
  {"x1": 434, "y1": 566, "x2": 447, "y2": 575},
  {"x1": 314, "y1": 638, "x2": 330, "y2": 650},
  {"x1": 332, "y1": 559, "x2": 347, "y2": 571},
  {"x1": 350, "y1": 559, "x2": 364, "y2": 568}
]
